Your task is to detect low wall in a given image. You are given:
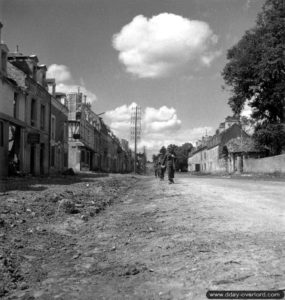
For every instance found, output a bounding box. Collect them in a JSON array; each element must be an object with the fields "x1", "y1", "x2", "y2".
[{"x1": 243, "y1": 154, "x2": 285, "y2": 174}]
